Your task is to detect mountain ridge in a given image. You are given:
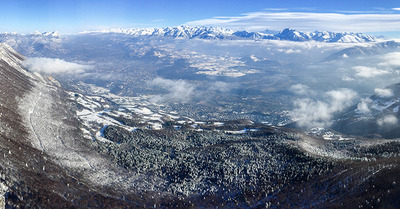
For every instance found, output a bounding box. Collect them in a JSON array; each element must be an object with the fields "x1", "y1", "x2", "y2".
[
  {"x1": 0, "y1": 43, "x2": 145, "y2": 207},
  {"x1": 80, "y1": 26, "x2": 379, "y2": 43},
  {"x1": 332, "y1": 83, "x2": 400, "y2": 138},
  {"x1": 325, "y1": 40, "x2": 400, "y2": 60}
]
